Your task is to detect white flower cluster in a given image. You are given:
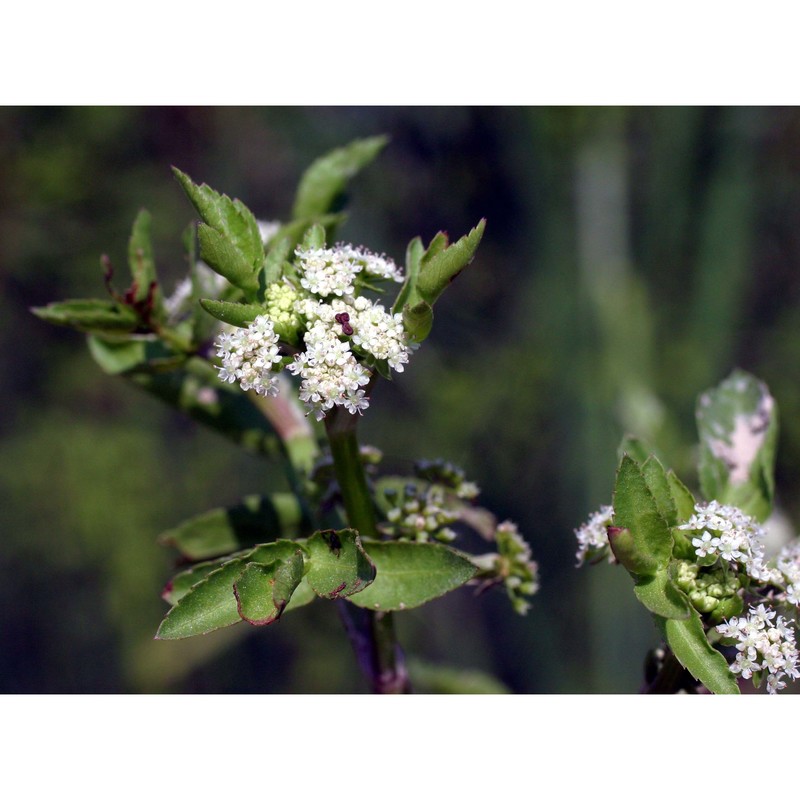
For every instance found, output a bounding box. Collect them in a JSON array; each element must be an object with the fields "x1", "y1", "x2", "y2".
[
  {"x1": 716, "y1": 604, "x2": 800, "y2": 694},
  {"x1": 574, "y1": 505, "x2": 614, "y2": 566},
  {"x1": 678, "y1": 501, "x2": 771, "y2": 581},
  {"x1": 775, "y1": 540, "x2": 800, "y2": 607},
  {"x1": 214, "y1": 241, "x2": 413, "y2": 420},
  {"x1": 295, "y1": 245, "x2": 402, "y2": 298},
  {"x1": 216, "y1": 315, "x2": 283, "y2": 397},
  {"x1": 286, "y1": 320, "x2": 371, "y2": 421}
]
